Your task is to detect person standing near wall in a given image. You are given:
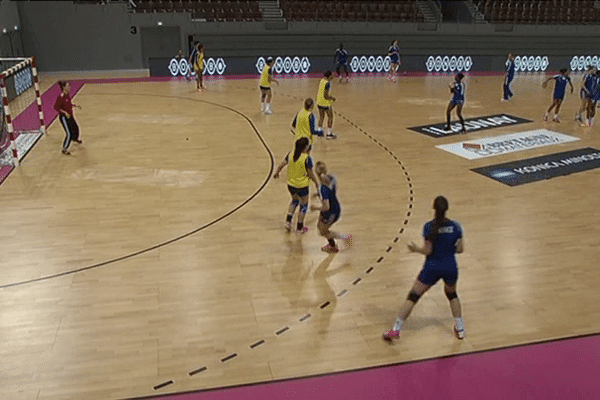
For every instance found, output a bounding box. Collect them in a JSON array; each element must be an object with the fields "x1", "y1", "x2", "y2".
[
  {"x1": 54, "y1": 81, "x2": 82, "y2": 156},
  {"x1": 259, "y1": 57, "x2": 279, "y2": 114},
  {"x1": 387, "y1": 40, "x2": 401, "y2": 82},
  {"x1": 334, "y1": 43, "x2": 349, "y2": 83},
  {"x1": 502, "y1": 53, "x2": 515, "y2": 102}
]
